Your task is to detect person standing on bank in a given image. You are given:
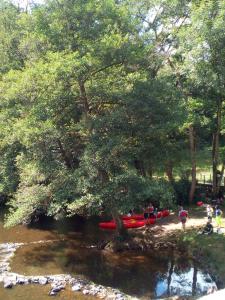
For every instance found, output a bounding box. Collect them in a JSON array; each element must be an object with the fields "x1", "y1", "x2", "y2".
[
  {"x1": 206, "y1": 205, "x2": 213, "y2": 222},
  {"x1": 215, "y1": 205, "x2": 223, "y2": 231},
  {"x1": 178, "y1": 206, "x2": 189, "y2": 230}
]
